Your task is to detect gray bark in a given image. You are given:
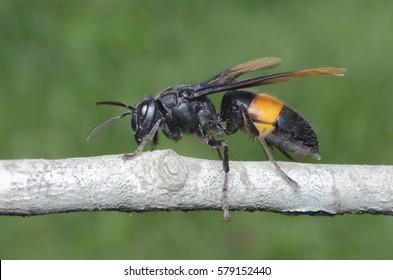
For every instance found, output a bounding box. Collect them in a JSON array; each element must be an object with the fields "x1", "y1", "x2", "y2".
[{"x1": 0, "y1": 149, "x2": 392, "y2": 217}]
